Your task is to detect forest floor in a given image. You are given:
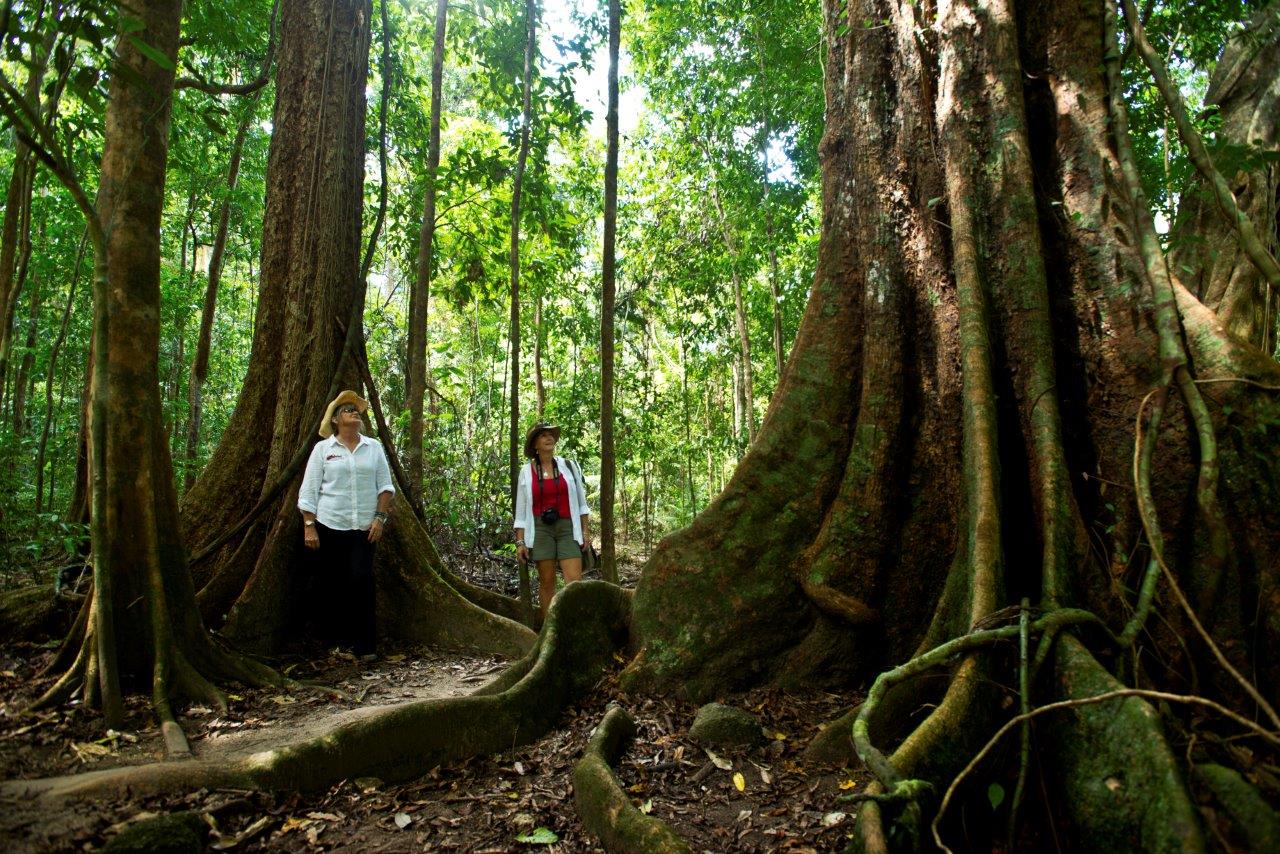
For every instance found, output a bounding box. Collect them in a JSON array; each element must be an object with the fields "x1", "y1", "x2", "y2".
[{"x1": 0, "y1": 546, "x2": 867, "y2": 852}]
